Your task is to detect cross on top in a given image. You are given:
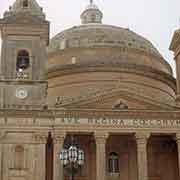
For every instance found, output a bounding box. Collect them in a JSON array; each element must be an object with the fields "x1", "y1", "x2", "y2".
[{"x1": 90, "y1": 0, "x2": 93, "y2": 4}]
